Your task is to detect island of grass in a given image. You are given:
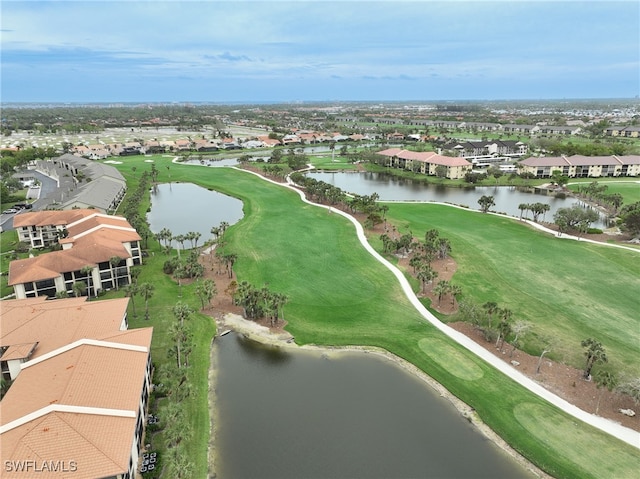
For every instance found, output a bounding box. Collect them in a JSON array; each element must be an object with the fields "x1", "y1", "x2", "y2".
[{"x1": 109, "y1": 155, "x2": 639, "y2": 479}]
